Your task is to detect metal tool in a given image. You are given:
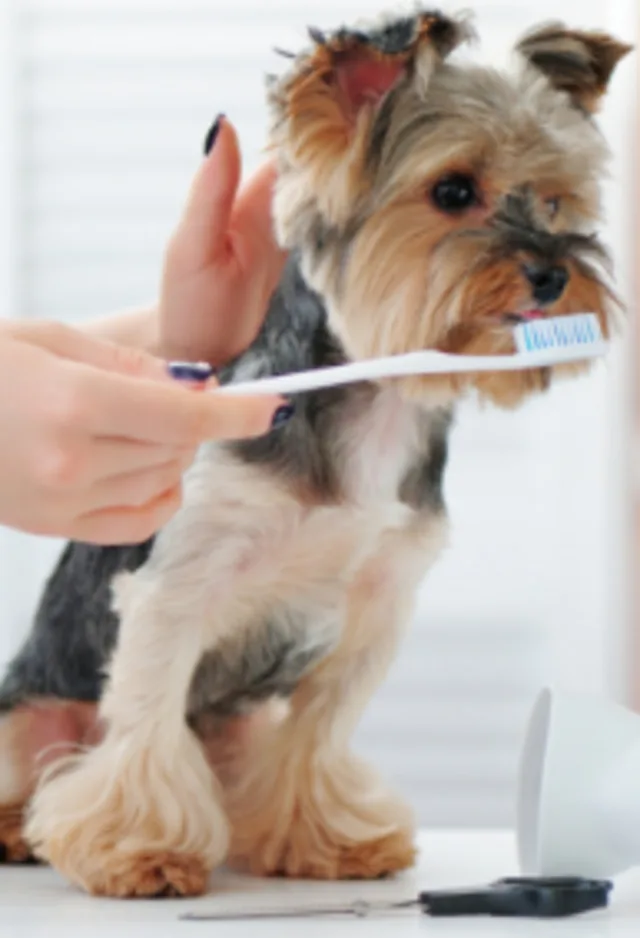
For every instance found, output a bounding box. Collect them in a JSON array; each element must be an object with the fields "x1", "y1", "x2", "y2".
[{"x1": 180, "y1": 876, "x2": 613, "y2": 921}]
